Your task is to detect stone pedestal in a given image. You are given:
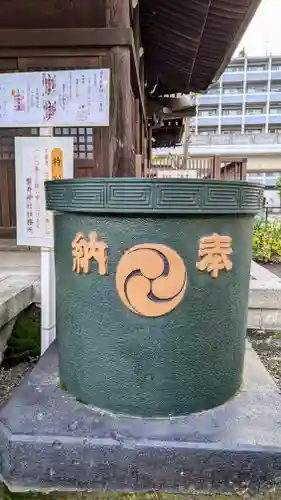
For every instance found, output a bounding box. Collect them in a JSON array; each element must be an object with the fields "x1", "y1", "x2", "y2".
[
  {"x1": 0, "y1": 341, "x2": 281, "y2": 496},
  {"x1": 0, "y1": 178, "x2": 271, "y2": 496}
]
